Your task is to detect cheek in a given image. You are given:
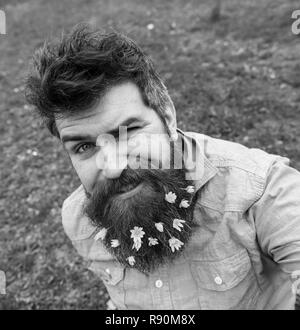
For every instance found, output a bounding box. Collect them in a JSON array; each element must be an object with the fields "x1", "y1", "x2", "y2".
[
  {"x1": 150, "y1": 118, "x2": 172, "y2": 167},
  {"x1": 159, "y1": 137, "x2": 173, "y2": 169},
  {"x1": 128, "y1": 133, "x2": 172, "y2": 170},
  {"x1": 72, "y1": 158, "x2": 99, "y2": 193},
  {"x1": 127, "y1": 117, "x2": 171, "y2": 169}
]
